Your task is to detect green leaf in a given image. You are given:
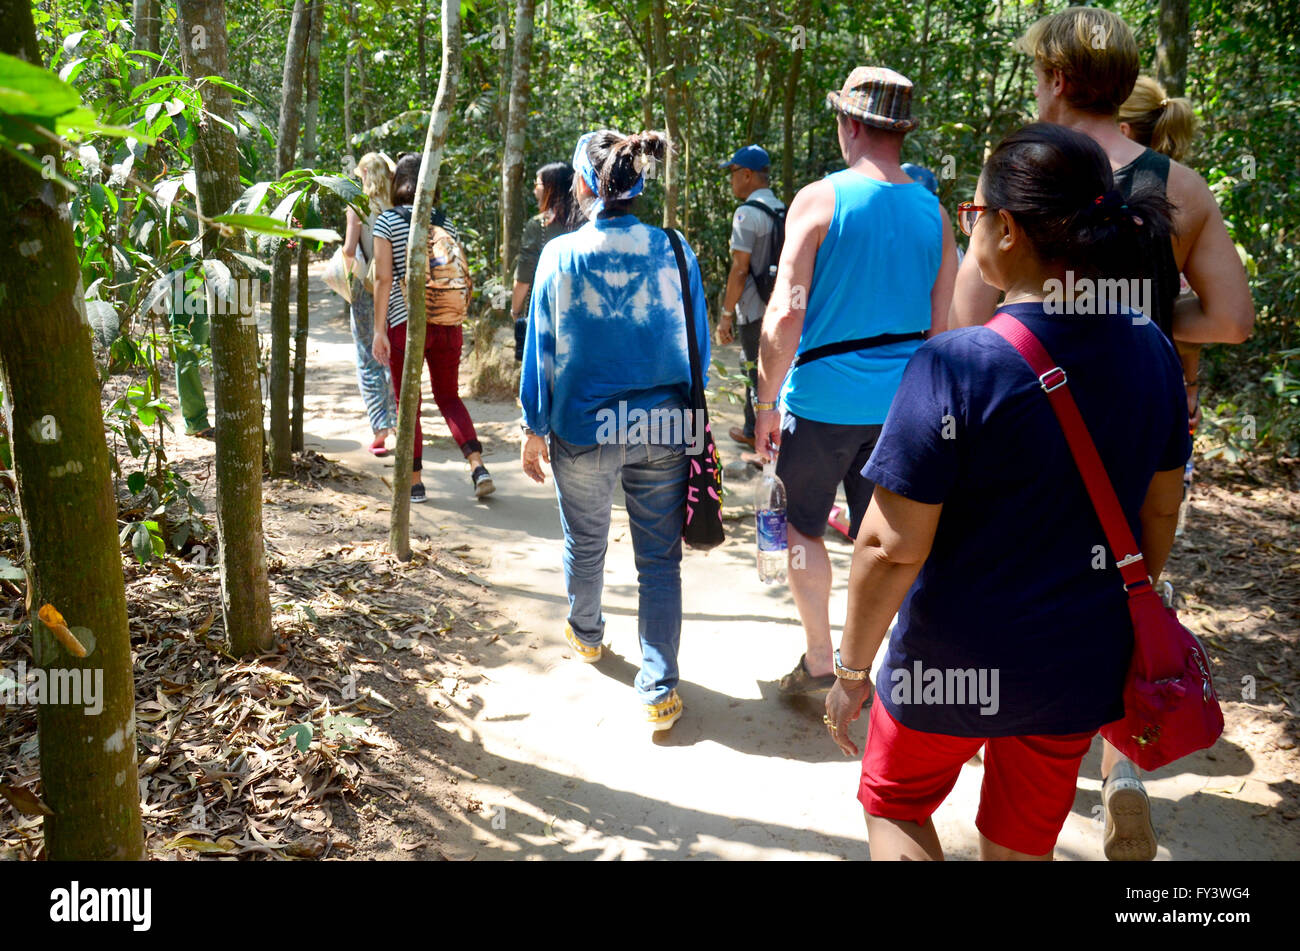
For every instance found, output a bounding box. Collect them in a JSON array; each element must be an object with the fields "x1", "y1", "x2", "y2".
[
  {"x1": 126, "y1": 471, "x2": 146, "y2": 494},
  {"x1": 270, "y1": 187, "x2": 305, "y2": 223},
  {"x1": 311, "y1": 174, "x2": 363, "y2": 202},
  {"x1": 280, "y1": 723, "x2": 313, "y2": 754},
  {"x1": 0, "y1": 52, "x2": 80, "y2": 119},
  {"x1": 210, "y1": 213, "x2": 298, "y2": 237},
  {"x1": 131, "y1": 524, "x2": 153, "y2": 564}
]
